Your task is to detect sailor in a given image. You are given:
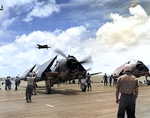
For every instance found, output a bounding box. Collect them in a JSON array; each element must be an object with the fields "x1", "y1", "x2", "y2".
[
  {"x1": 26, "y1": 72, "x2": 35, "y2": 102},
  {"x1": 86, "y1": 73, "x2": 92, "y2": 91},
  {"x1": 15, "y1": 76, "x2": 19, "y2": 90},
  {"x1": 103, "y1": 73, "x2": 108, "y2": 86},
  {"x1": 116, "y1": 64, "x2": 138, "y2": 118},
  {"x1": 109, "y1": 74, "x2": 113, "y2": 86},
  {"x1": 5, "y1": 76, "x2": 12, "y2": 91}
]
